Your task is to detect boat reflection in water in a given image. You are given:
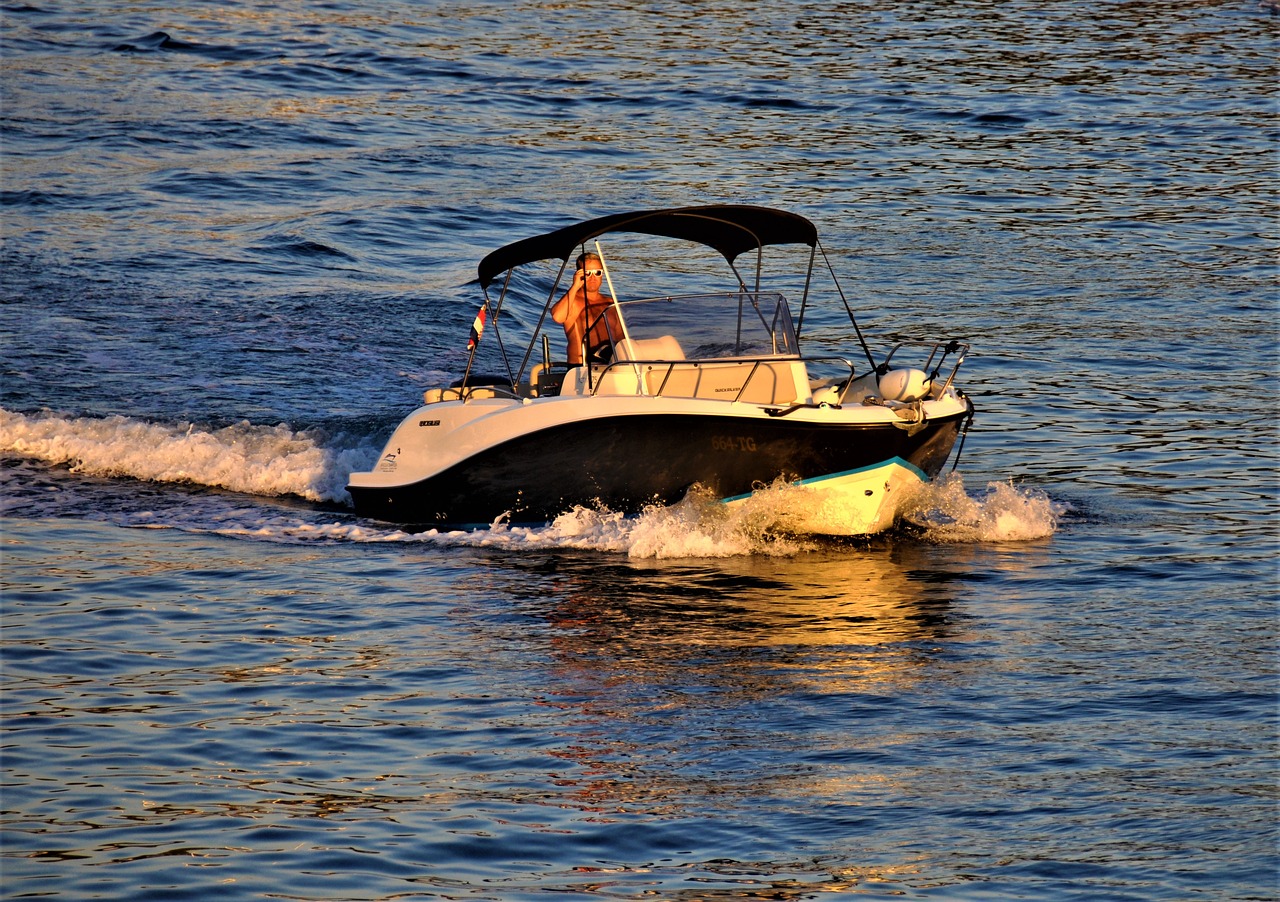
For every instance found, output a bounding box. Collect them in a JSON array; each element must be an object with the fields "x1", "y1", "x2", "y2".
[
  {"x1": 528, "y1": 545, "x2": 965, "y2": 654},
  {"x1": 454, "y1": 544, "x2": 982, "y2": 894}
]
